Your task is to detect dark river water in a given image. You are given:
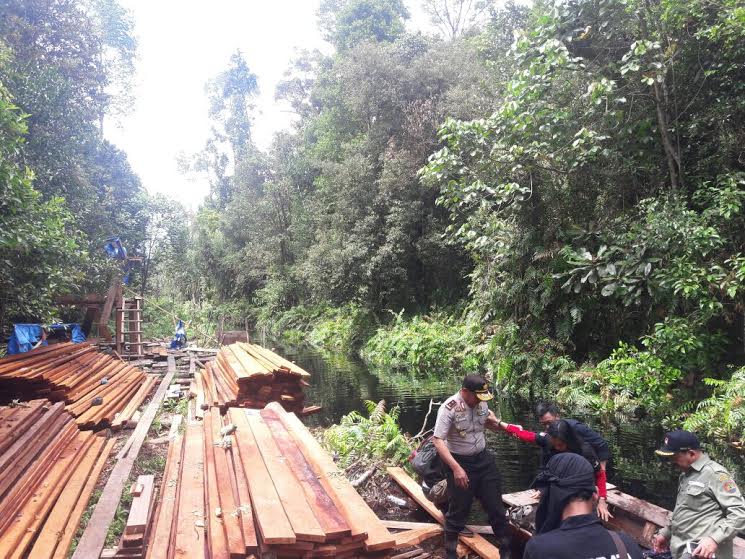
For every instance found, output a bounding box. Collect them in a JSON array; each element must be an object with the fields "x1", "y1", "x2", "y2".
[{"x1": 269, "y1": 340, "x2": 683, "y2": 511}]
